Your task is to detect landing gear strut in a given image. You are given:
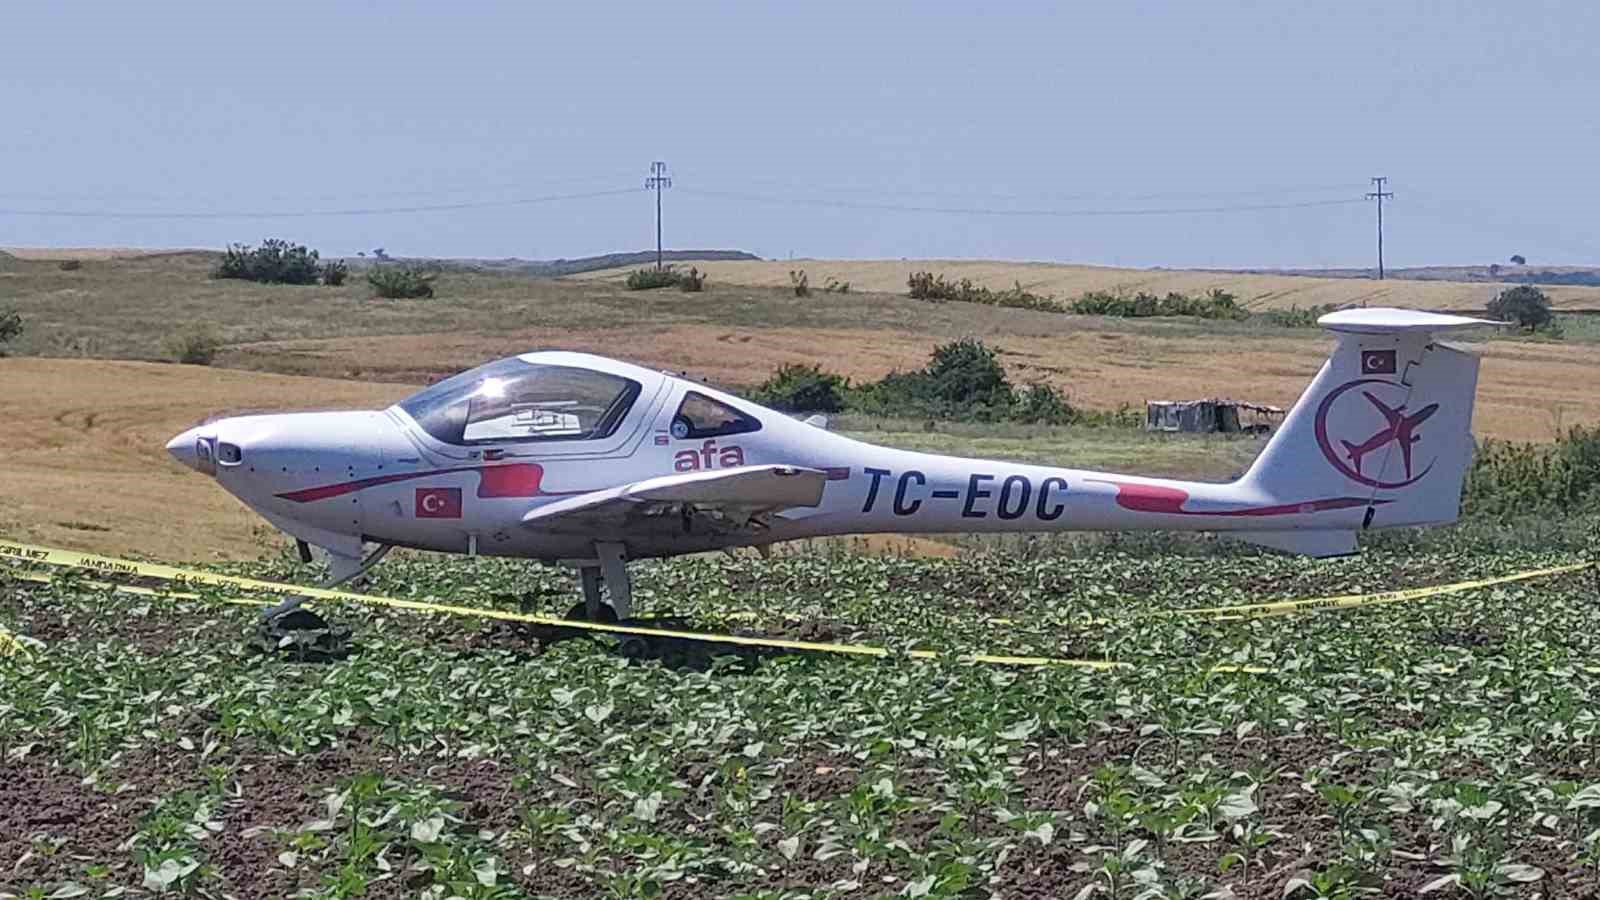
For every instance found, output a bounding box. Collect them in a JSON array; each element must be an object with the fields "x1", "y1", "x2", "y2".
[{"x1": 254, "y1": 543, "x2": 391, "y2": 660}]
